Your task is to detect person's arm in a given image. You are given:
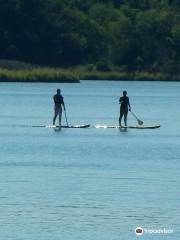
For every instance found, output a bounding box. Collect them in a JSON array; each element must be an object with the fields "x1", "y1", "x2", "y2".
[
  {"x1": 128, "y1": 98, "x2": 131, "y2": 111},
  {"x1": 62, "y1": 98, "x2": 66, "y2": 111},
  {"x1": 119, "y1": 97, "x2": 122, "y2": 104}
]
